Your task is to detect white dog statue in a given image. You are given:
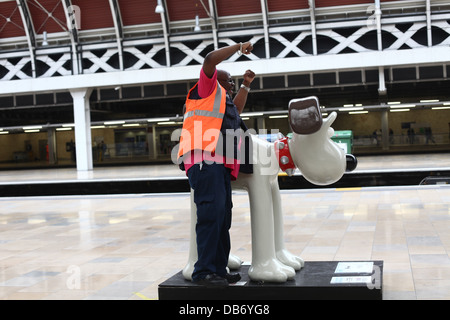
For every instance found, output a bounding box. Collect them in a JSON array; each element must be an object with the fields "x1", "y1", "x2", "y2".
[{"x1": 182, "y1": 96, "x2": 357, "y2": 283}]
